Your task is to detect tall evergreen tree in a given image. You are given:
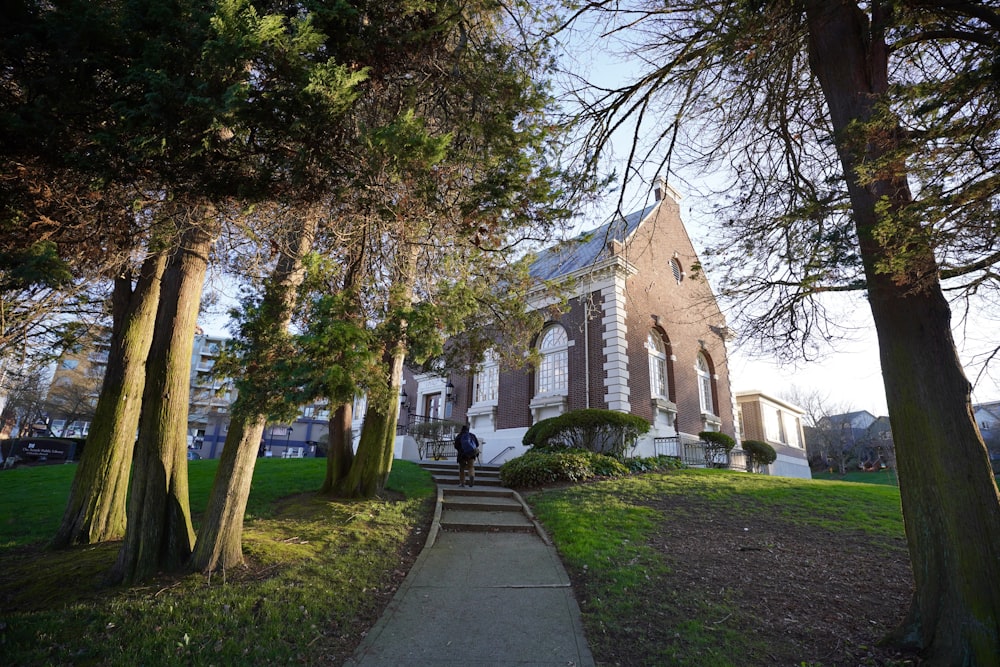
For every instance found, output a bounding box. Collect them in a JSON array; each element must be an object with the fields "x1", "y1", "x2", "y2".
[
  {"x1": 52, "y1": 248, "x2": 167, "y2": 547},
  {"x1": 190, "y1": 206, "x2": 320, "y2": 572},
  {"x1": 291, "y1": 2, "x2": 587, "y2": 498}
]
